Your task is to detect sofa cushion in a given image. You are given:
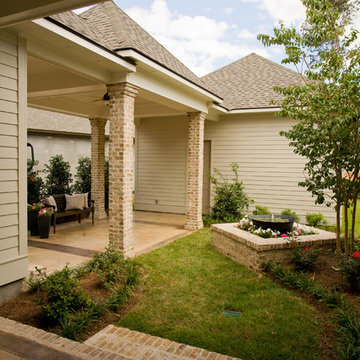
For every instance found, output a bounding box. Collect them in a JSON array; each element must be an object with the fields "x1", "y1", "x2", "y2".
[{"x1": 65, "y1": 194, "x2": 84, "y2": 211}]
